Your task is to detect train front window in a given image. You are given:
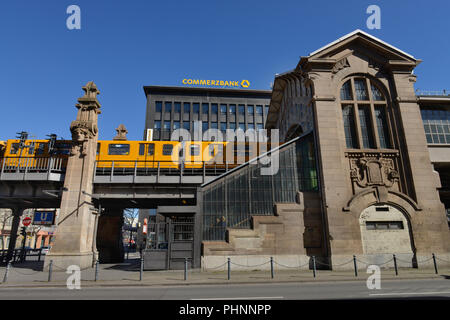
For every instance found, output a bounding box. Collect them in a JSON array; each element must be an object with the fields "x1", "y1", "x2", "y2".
[
  {"x1": 10, "y1": 143, "x2": 19, "y2": 155},
  {"x1": 108, "y1": 144, "x2": 130, "y2": 155},
  {"x1": 162, "y1": 144, "x2": 173, "y2": 156},
  {"x1": 148, "y1": 144, "x2": 154, "y2": 156}
]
